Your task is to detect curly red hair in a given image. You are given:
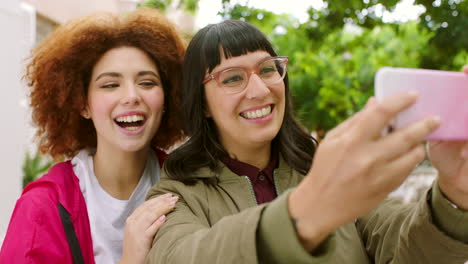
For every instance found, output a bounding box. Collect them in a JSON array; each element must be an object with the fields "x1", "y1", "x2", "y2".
[{"x1": 26, "y1": 8, "x2": 186, "y2": 160}]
